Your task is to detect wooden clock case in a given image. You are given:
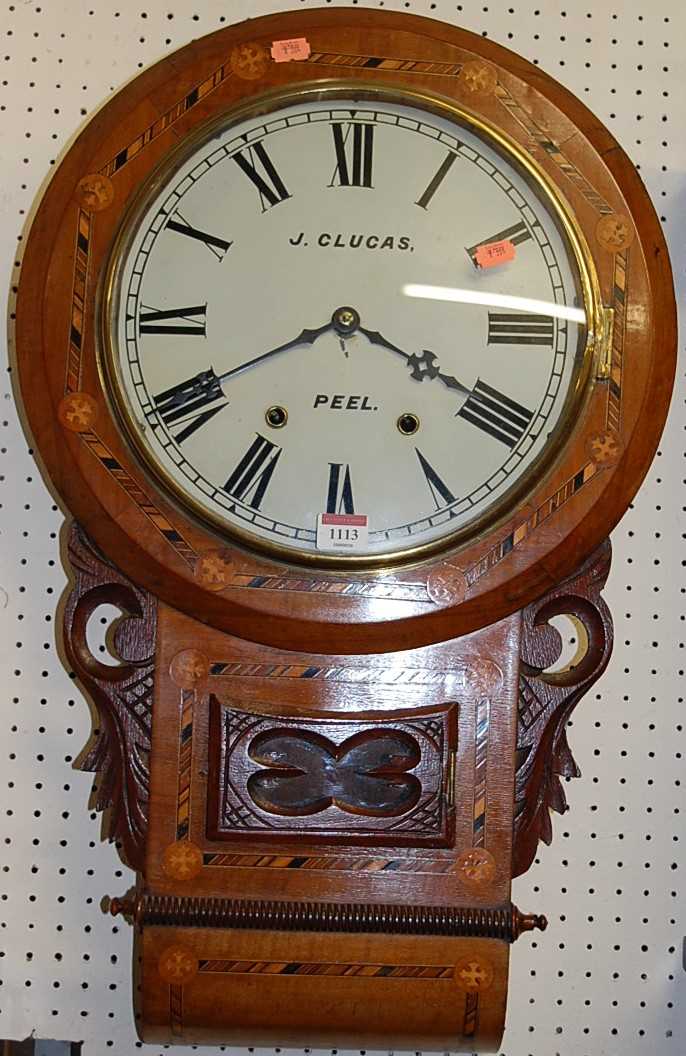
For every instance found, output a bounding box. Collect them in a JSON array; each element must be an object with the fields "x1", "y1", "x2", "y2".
[{"x1": 14, "y1": 7, "x2": 676, "y2": 1051}]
